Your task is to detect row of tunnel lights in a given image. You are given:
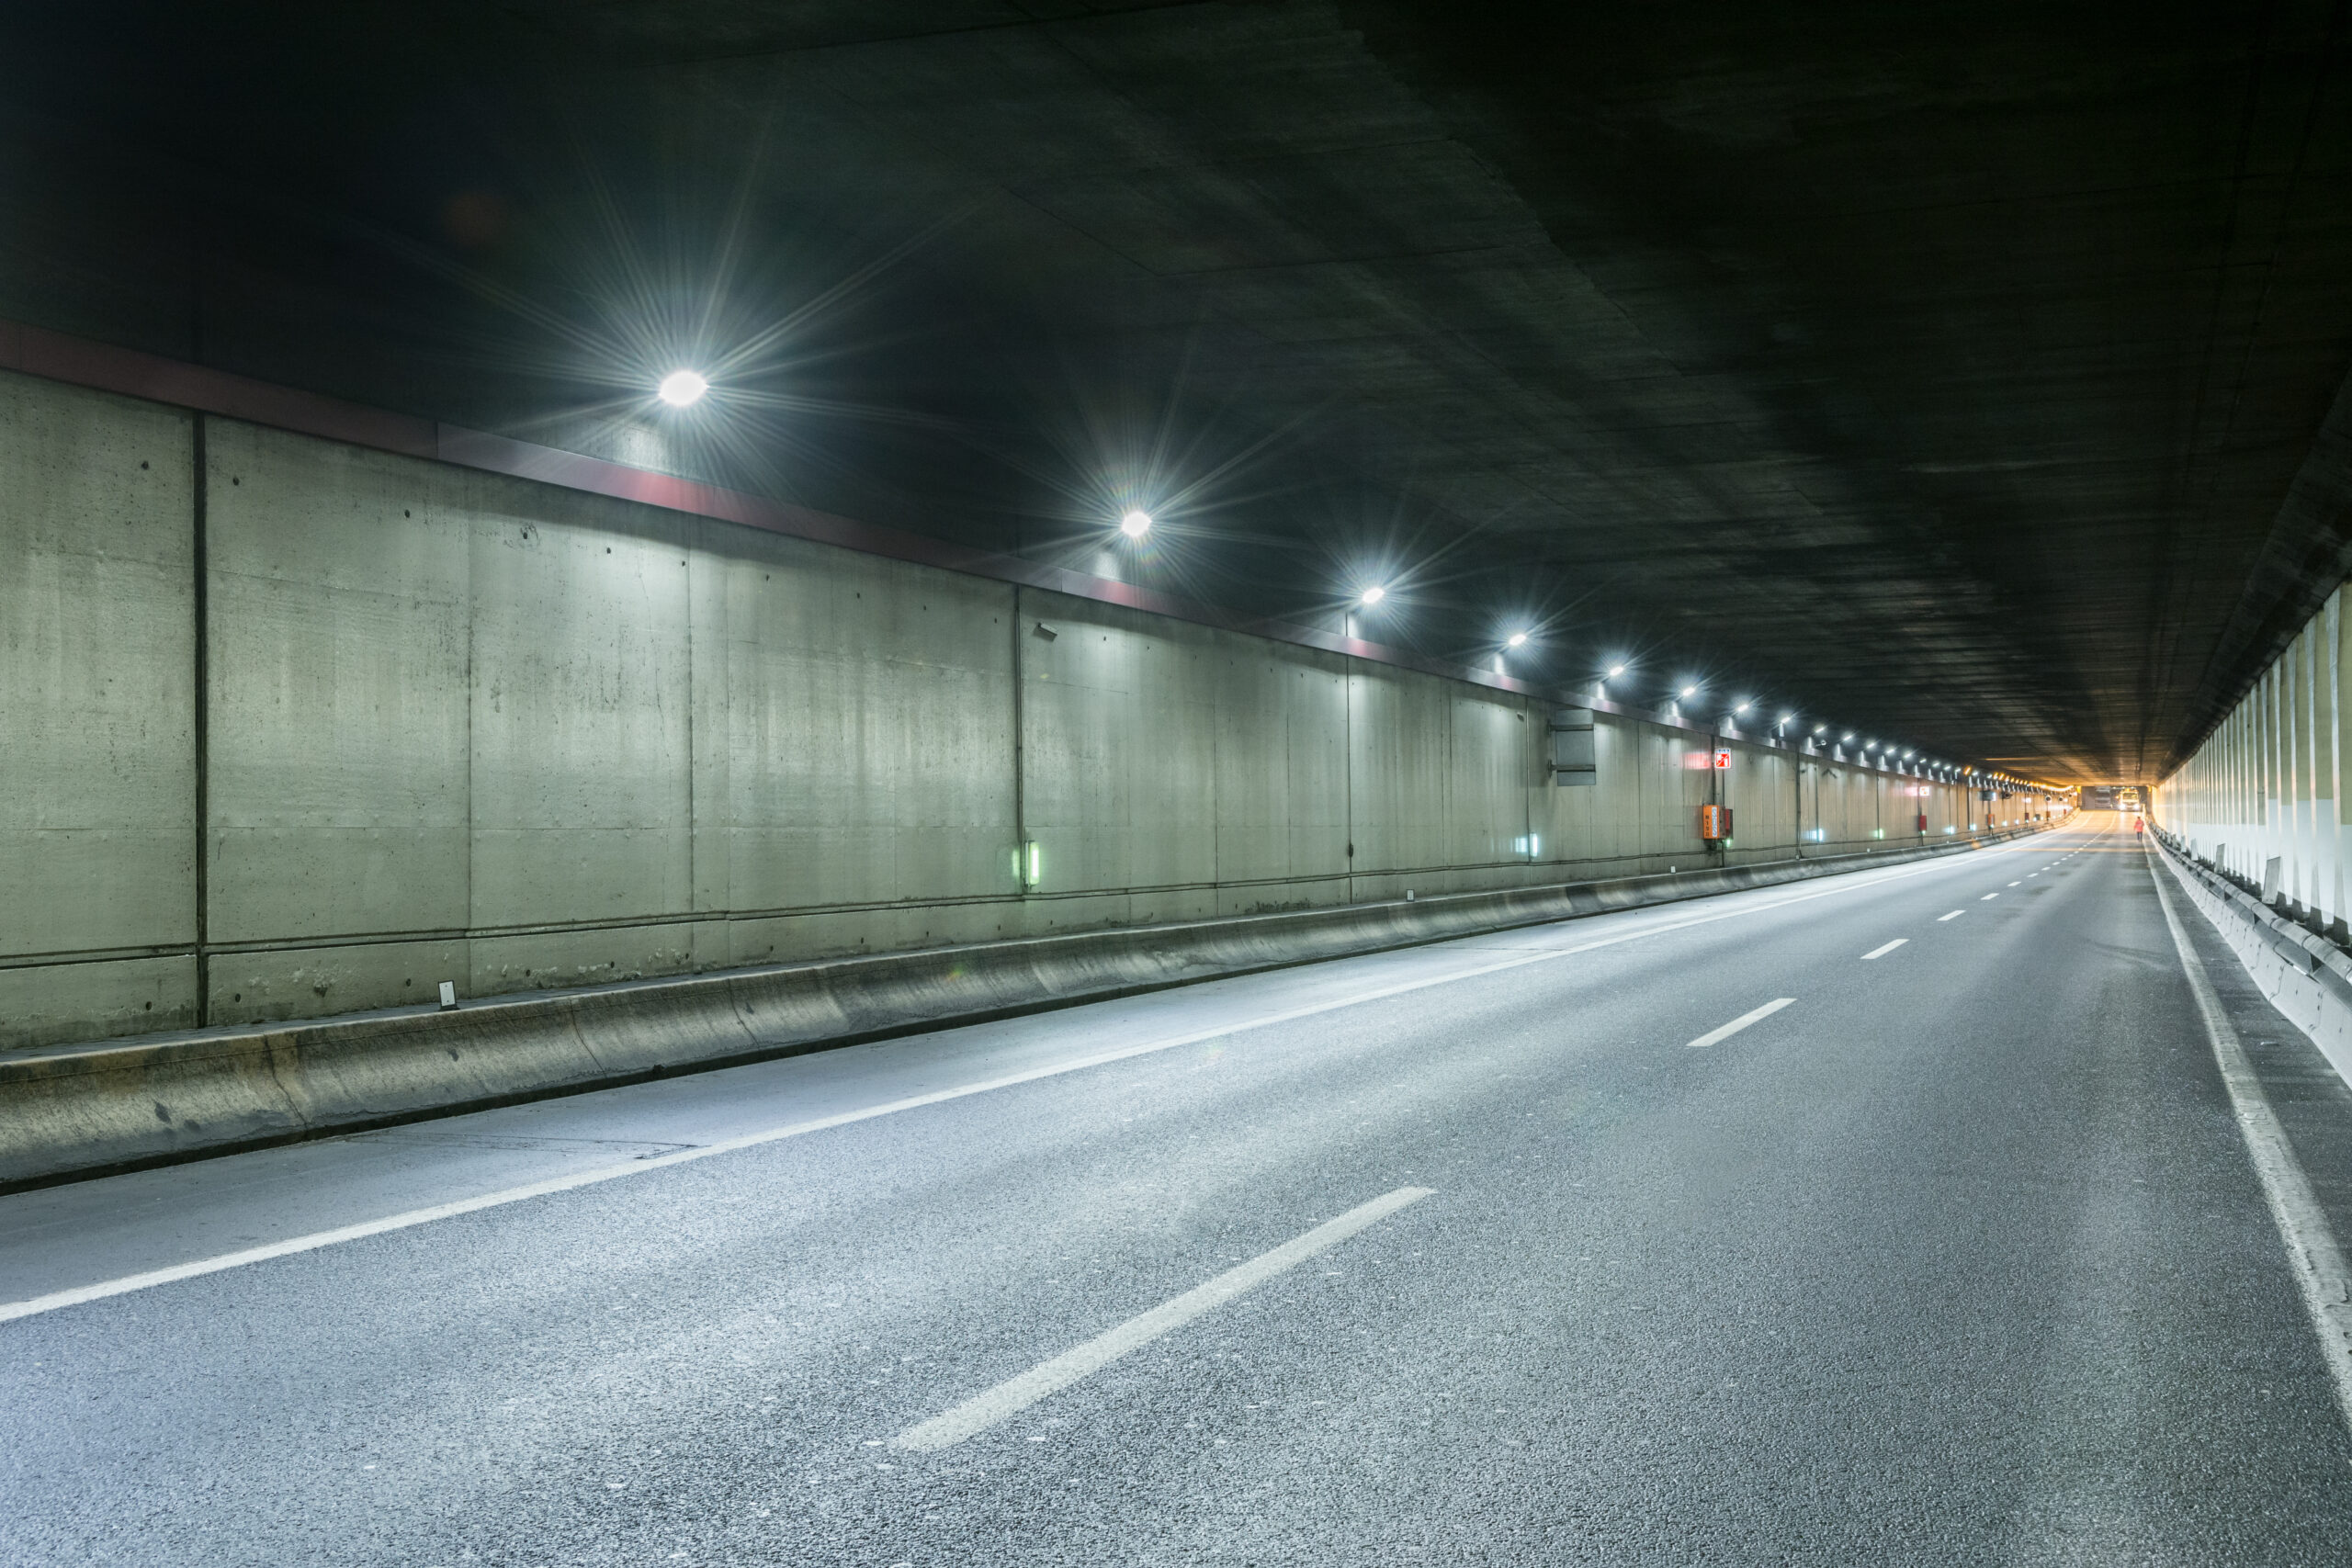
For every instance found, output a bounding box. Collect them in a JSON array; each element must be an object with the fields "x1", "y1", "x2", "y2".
[
  {"x1": 1147, "y1": 509, "x2": 2045, "y2": 791},
  {"x1": 656, "y1": 370, "x2": 2047, "y2": 794}
]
